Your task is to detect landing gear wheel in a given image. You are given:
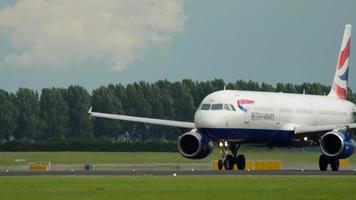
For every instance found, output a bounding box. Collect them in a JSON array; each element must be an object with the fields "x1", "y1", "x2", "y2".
[
  {"x1": 224, "y1": 155, "x2": 234, "y2": 170},
  {"x1": 330, "y1": 158, "x2": 339, "y2": 171},
  {"x1": 237, "y1": 154, "x2": 246, "y2": 170},
  {"x1": 218, "y1": 159, "x2": 223, "y2": 170},
  {"x1": 319, "y1": 155, "x2": 328, "y2": 171}
]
